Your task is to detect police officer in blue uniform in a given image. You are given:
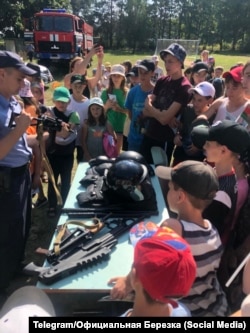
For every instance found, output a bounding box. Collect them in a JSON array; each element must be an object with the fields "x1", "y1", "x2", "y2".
[{"x1": 0, "y1": 51, "x2": 36, "y2": 297}]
